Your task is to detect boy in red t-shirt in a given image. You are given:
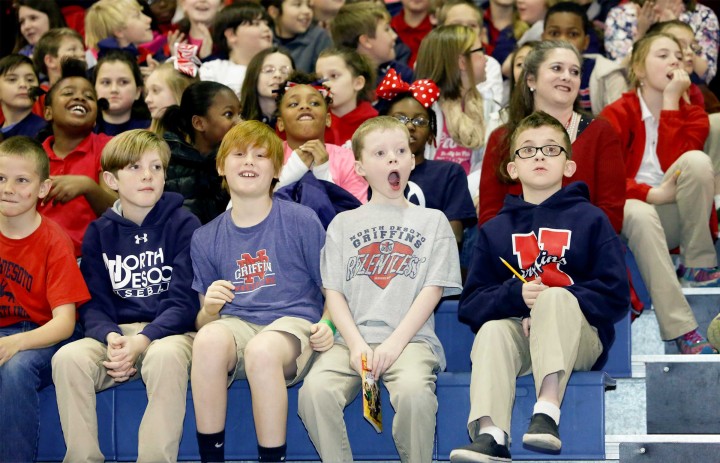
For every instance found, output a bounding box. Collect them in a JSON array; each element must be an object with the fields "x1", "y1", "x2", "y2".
[{"x1": 0, "y1": 135, "x2": 90, "y2": 463}]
